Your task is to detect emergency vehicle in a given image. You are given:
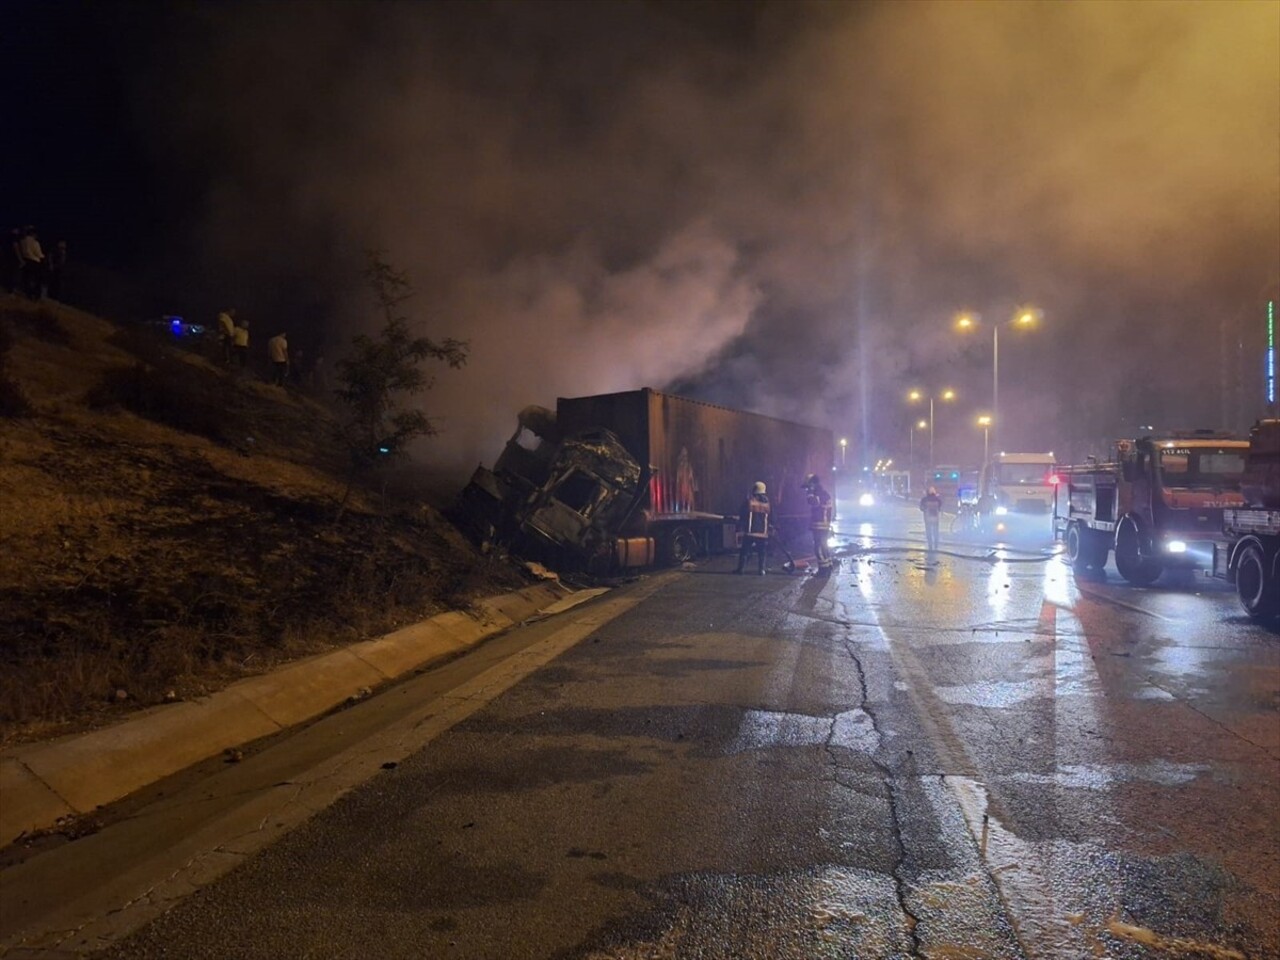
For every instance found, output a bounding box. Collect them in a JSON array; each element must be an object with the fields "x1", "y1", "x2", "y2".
[
  {"x1": 975, "y1": 452, "x2": 1057, "y2": 535},
  {"x1": 1054, "y1": 432, "x2": 1248, "y2": 585}
]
